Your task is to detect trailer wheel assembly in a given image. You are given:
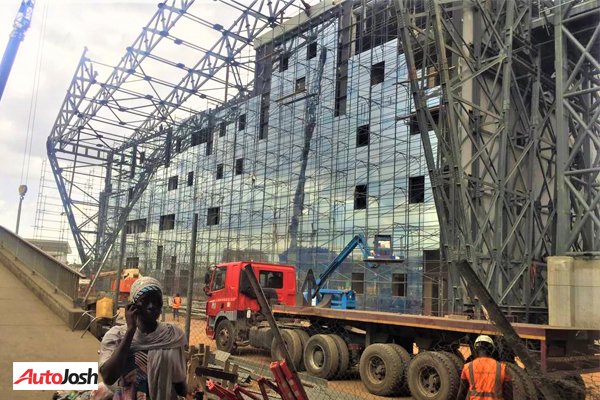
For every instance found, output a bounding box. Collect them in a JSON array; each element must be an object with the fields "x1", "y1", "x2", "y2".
[
  {"x1": 505, "y1": 362, "x2": 537, "y2": 400},
  {"x1": 388, "y1": 343, "x2": 412, "y2": 395},
  {"x1": 303, "y1": 334, "x2": 340, "y2": 379},
  {"x1": 215, "y1": 319, "x2": 236, "y2": 353},
  {"x1": 408, "y1": 351, "x2": 459, "y2": 400},
  {"x1": 329, "y1": 334, "x2": 350, "y2": 378},
  {"x1": 439, "y1": 351, "x2": 464, "y2": 376},
  {"x1": 259, "y1": 327, "x2": 274, "y2": 351},
  {"x1": 359, "y1": 343, "x2": 405, "y2": 396},
  {"x1": 270, "y1": 329, "x2": 303, "y2": 369},
  {"x1": 294, "y1": 330, "x2": 310, "y2": 371}
]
